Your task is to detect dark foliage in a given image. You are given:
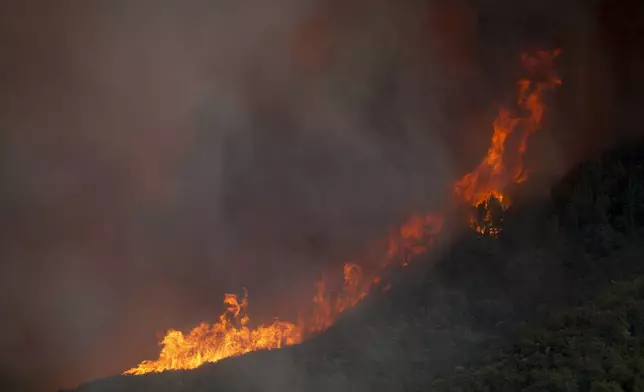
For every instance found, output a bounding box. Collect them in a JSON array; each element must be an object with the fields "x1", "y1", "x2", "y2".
[
  {"x1": 431, "y1": 139, "x2": 644, "y2": 391},
  {"x1": 432, "y1": 278, "x2": 644, "y2": 392}
]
